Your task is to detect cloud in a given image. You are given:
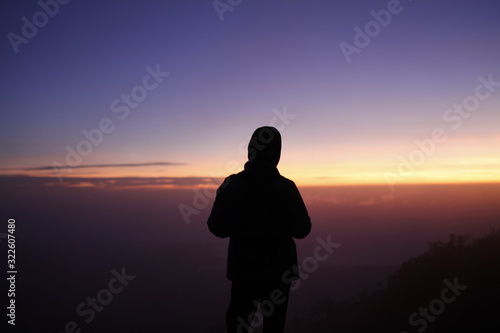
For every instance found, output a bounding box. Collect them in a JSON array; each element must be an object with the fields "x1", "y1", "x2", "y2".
[
  {"x1": 20, "y1": 161, "x2": 186, "y2": 171},
  {"x1": 0, "y1": 175, "x2": 222, "y2": 189}
]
